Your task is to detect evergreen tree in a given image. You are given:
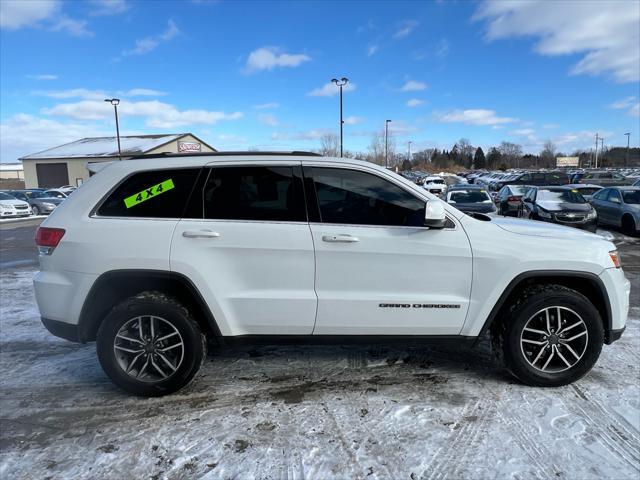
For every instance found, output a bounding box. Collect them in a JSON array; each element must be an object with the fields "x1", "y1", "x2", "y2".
[{"x1": 474, "y1": 147, "x2": 486, "y2": 169}]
